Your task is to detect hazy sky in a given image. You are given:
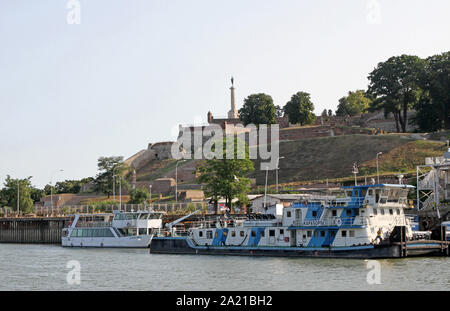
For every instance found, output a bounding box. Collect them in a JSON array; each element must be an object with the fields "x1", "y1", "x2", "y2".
[{"x1": 1, "y1": 0, "x2": 449, "y2": 188}]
